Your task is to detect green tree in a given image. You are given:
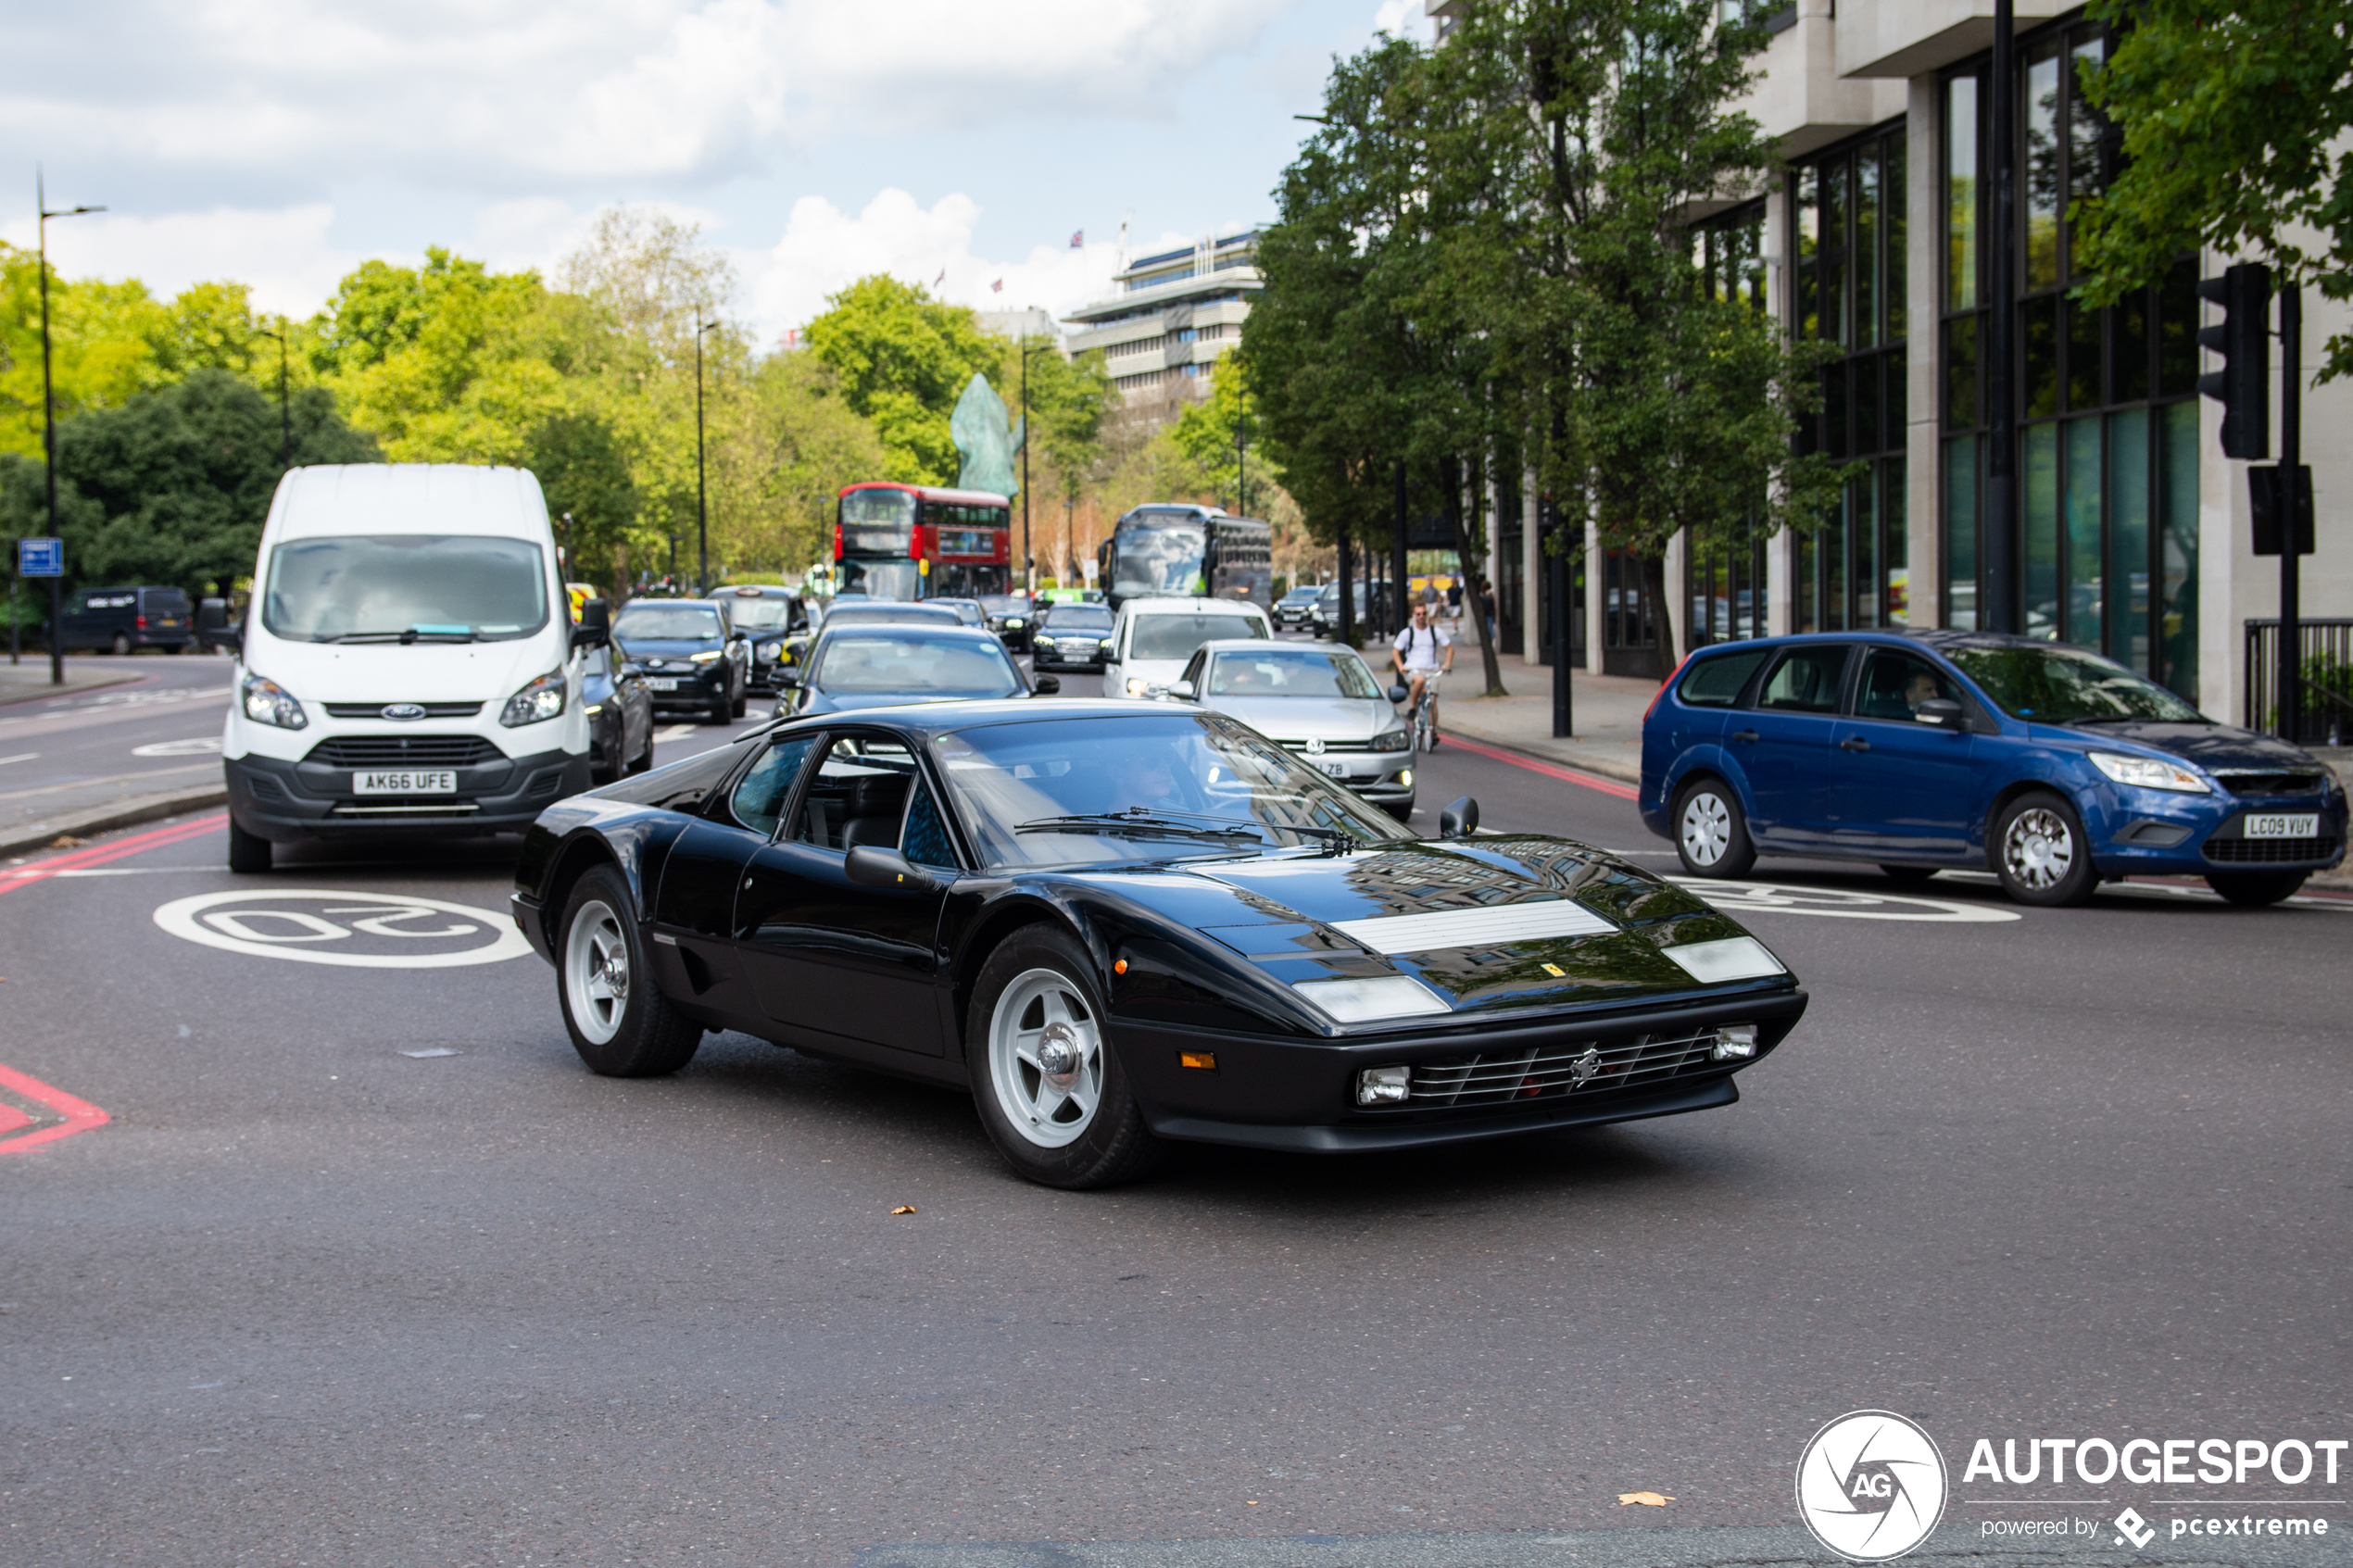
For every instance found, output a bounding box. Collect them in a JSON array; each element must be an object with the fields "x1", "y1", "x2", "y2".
[
  {"x1": 2074, "y1": 0, "x2": 2353, "y2": 382},
  {"x1": 0, "y1": 368, "x2": 378, "y2": 596},
  {"x1": 804, "y1": 275, "x2": 1005, "y2": 483},
  {"x1": 528, "y1": 410, "x2": 639, "y2": 596}
]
